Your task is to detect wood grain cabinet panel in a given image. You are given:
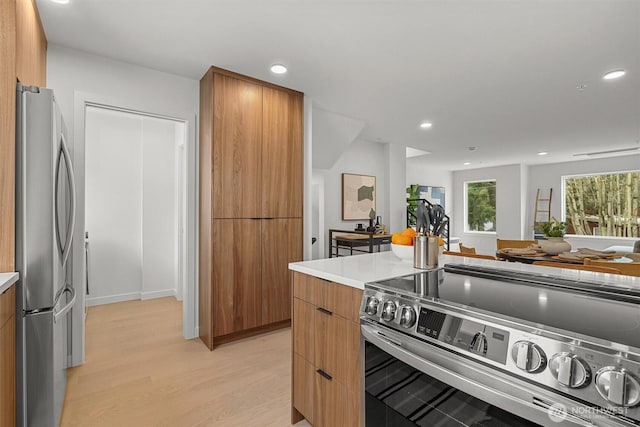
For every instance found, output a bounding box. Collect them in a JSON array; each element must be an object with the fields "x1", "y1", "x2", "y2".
[
  {"x1": 293, "y1": 353, "x2": 315, "y2": 425},
  {"x1": 0, "y1": 286, "x2": 16, "y2": 427},
  {"x1": 0, "y1": 0, "x2": 16, "y2": 273},
  {"x1": 293, "y1": 298, "x2": 314, "y2": 363},
  {"x1": 212, "y1": 219, "x2": 262, "y2": 336},
  {"x1": 15, "y1": 0, "x2": 47, "y2": 87},
  {"x1": 315, "y1": 372, "x2": 356, "y2": 427},
  {"x1": 212, "y1": 73, "x2": 262, "y2": 219},
  {"x1": 262, "y1": 218, "x2": 302, "y2": 325},
  {"x1": 291, "y1": 272, "x2": 363, "y2": 426},
  {"x1": 314, "y1": 308, "x2": 358, "y2": 386},
  {"x1": 261, "y1": 87, "x2": 303, "y2": 218},
  {"x1": 199, "y1": 67, "x2": 303, "y2": 349}
]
